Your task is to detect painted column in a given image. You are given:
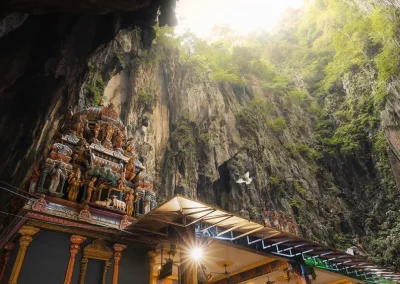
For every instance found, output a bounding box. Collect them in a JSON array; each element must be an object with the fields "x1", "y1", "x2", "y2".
[
  {"x1": 0, "y1": 243, "x2": 15, "y2": 283},
  {"x1": 8, "y1": 226, "x2": 40, "y2": 284},
  {"x1": 64, "y1": 235, "x2": 87, "y2": 284},
  {"x1": 147, "y1": 251, "x2": 158, "y2": 284},
  {"x1": 112, "y1": 244, "x2": 127, "y2": 284}
]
